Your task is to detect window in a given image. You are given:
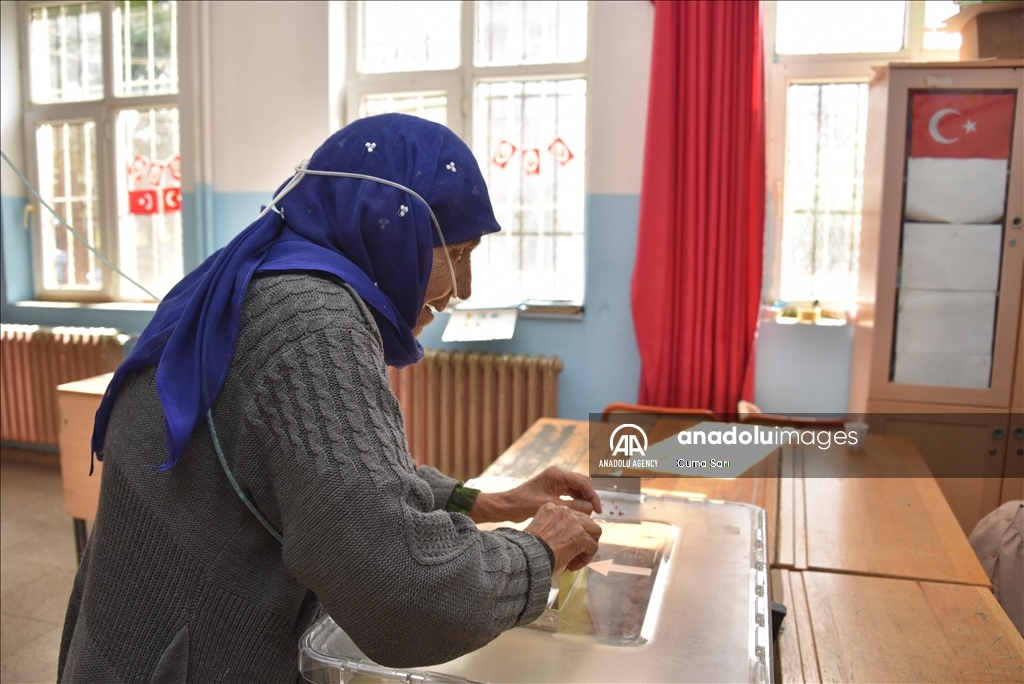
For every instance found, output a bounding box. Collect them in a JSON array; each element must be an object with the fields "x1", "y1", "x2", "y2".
[
  {"x1": 20, "y1": 1, "x2": 181, "y2": 302},
  {"x1": 346, "y1": 1, "x2": 589, "y2": 308},
  {"x1": 765, "y1": 1, "x2": 961, "y2": 311}
]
